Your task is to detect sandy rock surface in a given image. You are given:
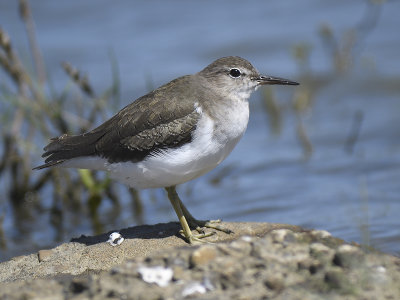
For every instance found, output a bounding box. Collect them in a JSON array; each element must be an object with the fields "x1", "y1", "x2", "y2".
[{"x1": 0, "y1": 222, "x2": 399, "y2": 300}]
